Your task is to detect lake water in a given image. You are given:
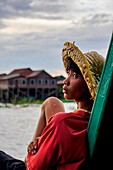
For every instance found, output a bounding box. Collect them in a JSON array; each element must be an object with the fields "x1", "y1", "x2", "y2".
[{"x1": 0, "y1": 102, "x2": 76, "y2": 161}]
